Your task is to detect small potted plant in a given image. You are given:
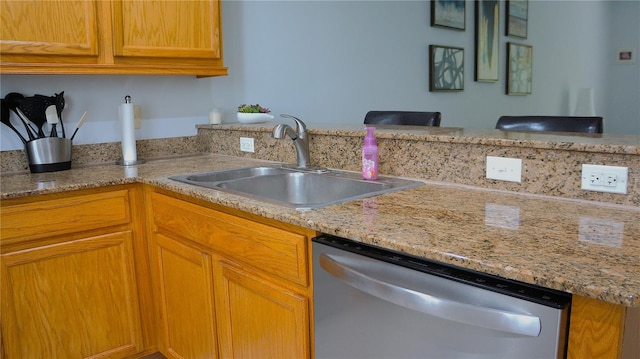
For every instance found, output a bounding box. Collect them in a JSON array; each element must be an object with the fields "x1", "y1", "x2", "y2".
[{"x1": 237, "y1": 104, "x2": 274, "y2": 123}]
